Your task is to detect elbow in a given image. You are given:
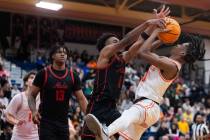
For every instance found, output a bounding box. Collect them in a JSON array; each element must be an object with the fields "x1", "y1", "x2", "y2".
[
  {"x1": 138, "y1": 49, "x2": 150, "y2": 58},
  {"x1": 5, "y1": 113, "x2": 10, "y2": 122}
]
